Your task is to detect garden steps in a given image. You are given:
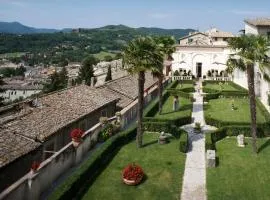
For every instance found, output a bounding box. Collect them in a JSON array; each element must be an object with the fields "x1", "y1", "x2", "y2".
[{"x1": 180, "y1": 79, "x2": 217, "y2": 200}]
